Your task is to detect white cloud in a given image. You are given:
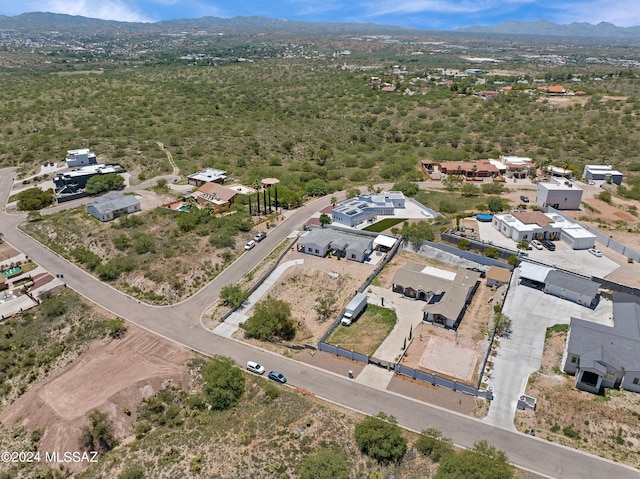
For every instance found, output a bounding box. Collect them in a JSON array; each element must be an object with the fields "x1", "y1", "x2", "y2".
[
  {"x1": 360, "y1": 0, "x2": 534, "y2": 17},
  {"x1": 287, "y1": 0, "x2": 344, "y2": 16},
  {"x1": 17, "y1": 0, "x2": 150, "y2": 22},
  {"x1": 547, "y1": 1, "x2": 640, "y2": 27}
]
